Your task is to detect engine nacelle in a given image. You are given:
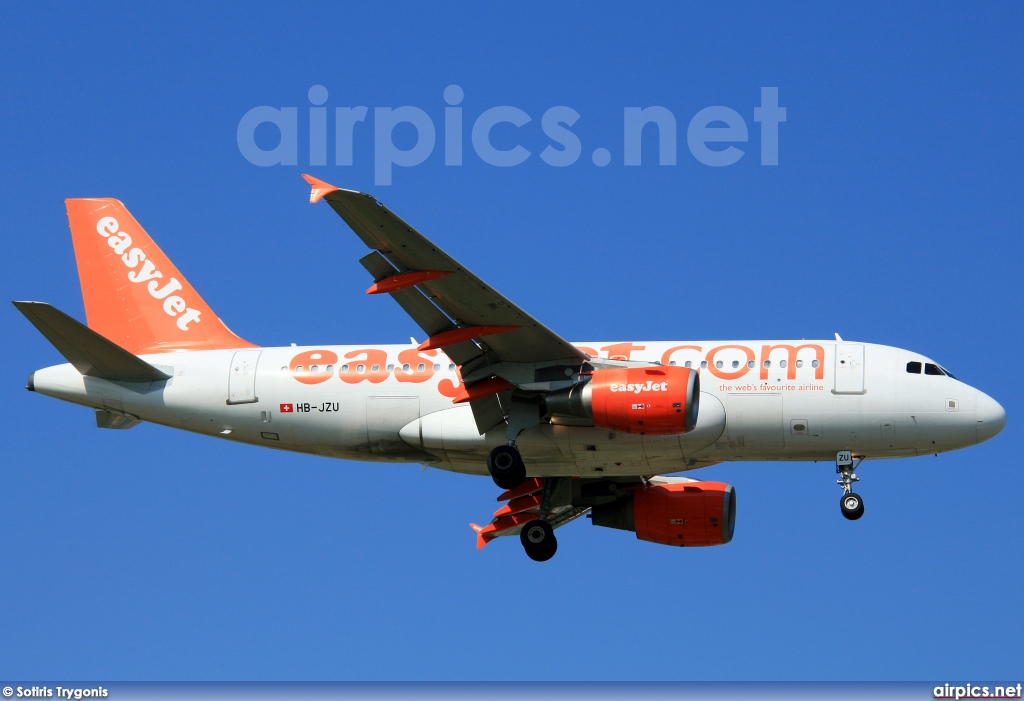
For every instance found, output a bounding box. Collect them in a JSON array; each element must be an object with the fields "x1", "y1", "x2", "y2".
[
  {"x1": 546, "y1": 366, "x2": 699, "y2": 435},
  {"x1": 590, "y1": 481, "x2": 736, "y2": 547}
]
